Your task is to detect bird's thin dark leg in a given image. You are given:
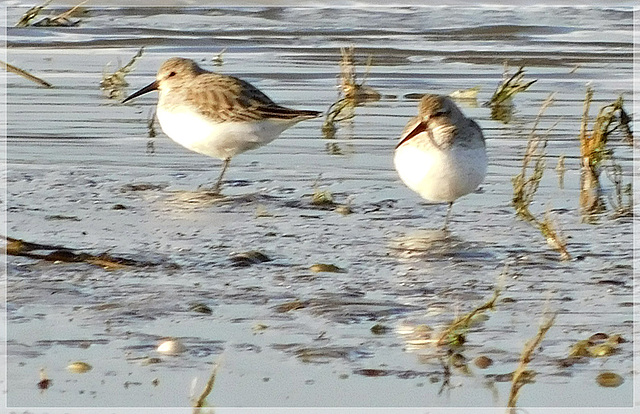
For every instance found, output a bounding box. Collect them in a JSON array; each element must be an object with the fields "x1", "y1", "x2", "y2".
[
  {"x1": 211, "y1": 158, "x2": 231, "y2": 195},
  {"x1": 442, "y1": 201, "x2": 454, "y2": 231}
]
